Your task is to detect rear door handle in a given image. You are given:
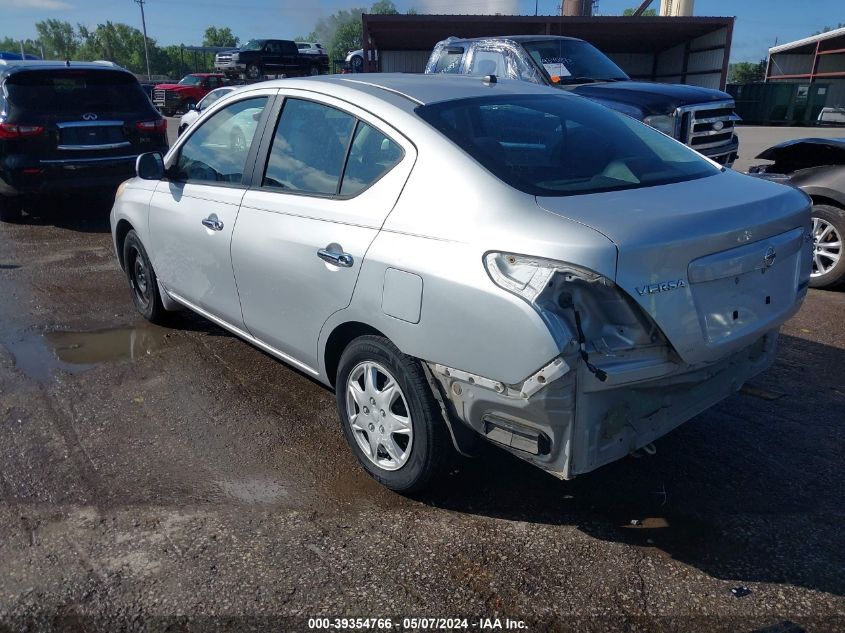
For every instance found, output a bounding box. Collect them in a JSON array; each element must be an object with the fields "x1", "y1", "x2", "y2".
[
  {"x1": 317, "y1": 248, "x2": 353, "y2": 268},
  {"x1": 201, "y1": 216, "x2": 224, "y2": 231}
]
